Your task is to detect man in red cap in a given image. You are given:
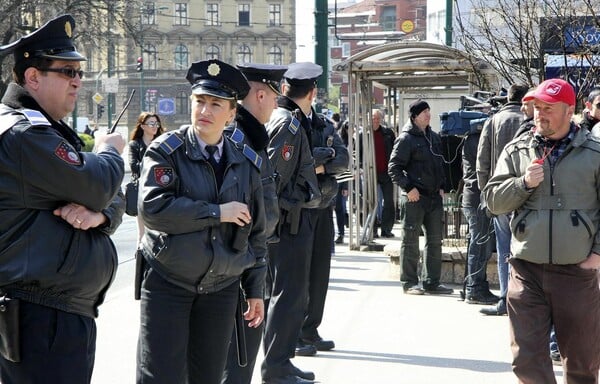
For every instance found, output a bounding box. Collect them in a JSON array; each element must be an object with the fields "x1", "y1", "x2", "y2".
[{"x1": 483, "y1": 78, "x2": 600, "y2": 383}]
